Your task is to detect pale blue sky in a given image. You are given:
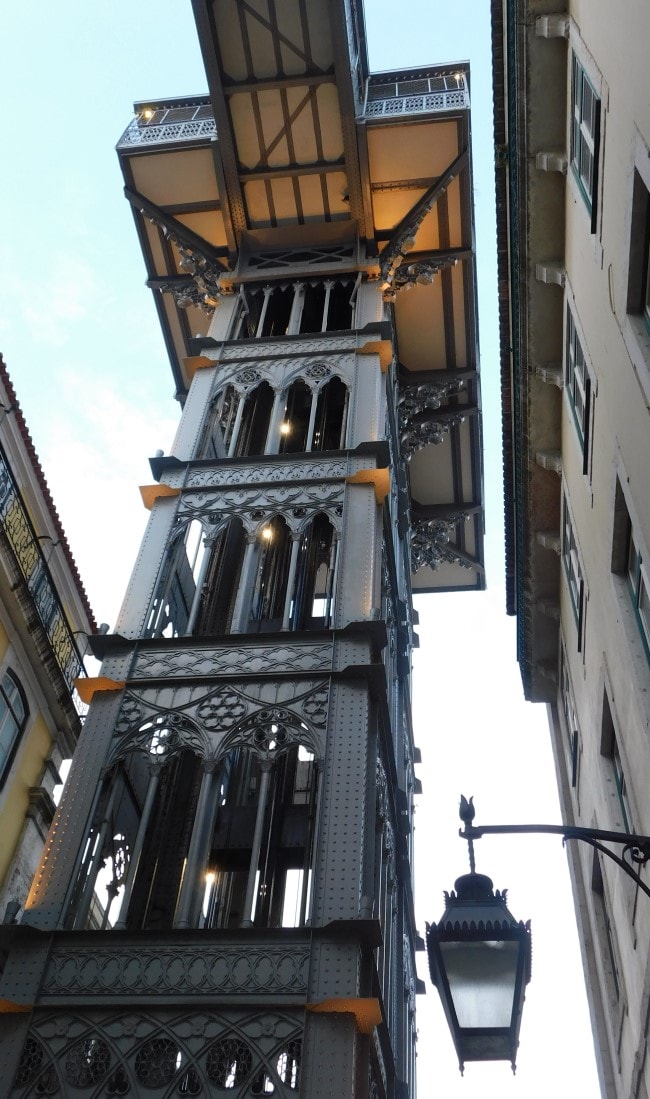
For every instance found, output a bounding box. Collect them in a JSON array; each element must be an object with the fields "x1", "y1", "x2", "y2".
[{"x1": 1, "y1": 1, "x2": 600, "y2": 1094}]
